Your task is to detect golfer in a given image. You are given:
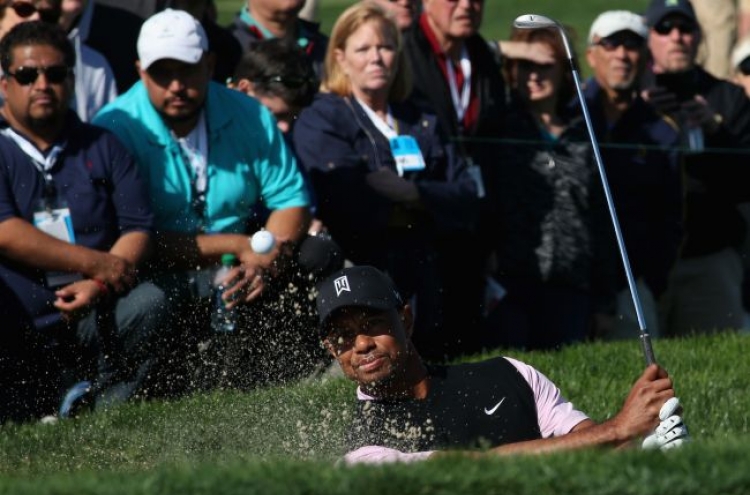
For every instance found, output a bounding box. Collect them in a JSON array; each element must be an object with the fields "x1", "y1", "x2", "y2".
[{"x1": 316, "y1": 266, "x2": 689, "y2": 464}]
